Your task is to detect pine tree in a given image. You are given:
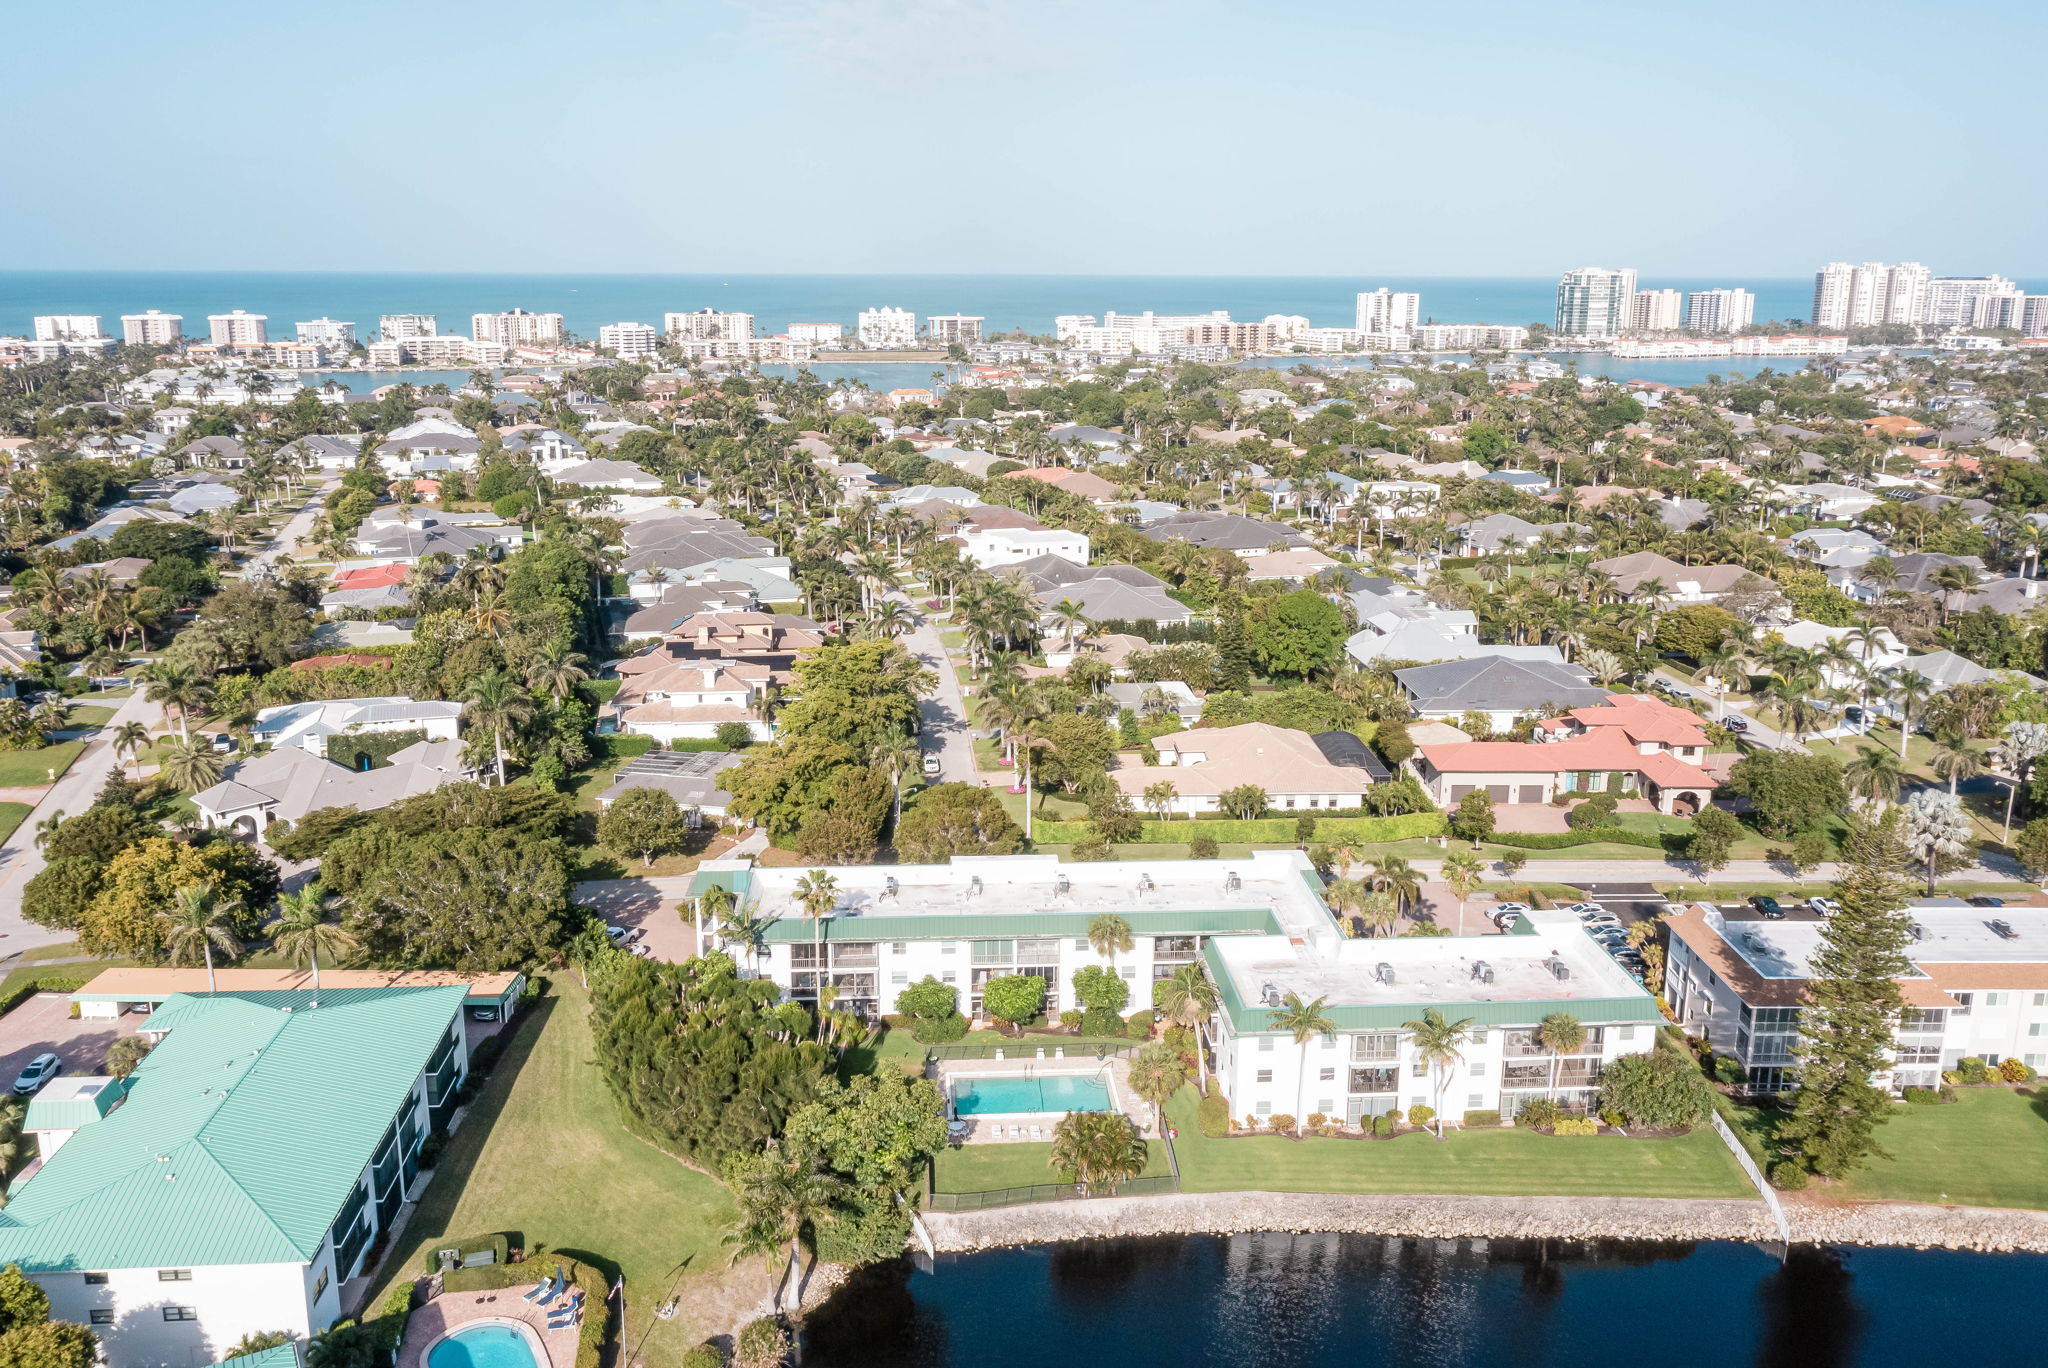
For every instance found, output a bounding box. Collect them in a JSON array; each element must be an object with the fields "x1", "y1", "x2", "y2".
[
  {"x1": 1215, "y1": 597, "x2": 1253, "y2": 693},
  {"x1": 1776, "y1": 809, "x2": 1916, "y2": 1179}
]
